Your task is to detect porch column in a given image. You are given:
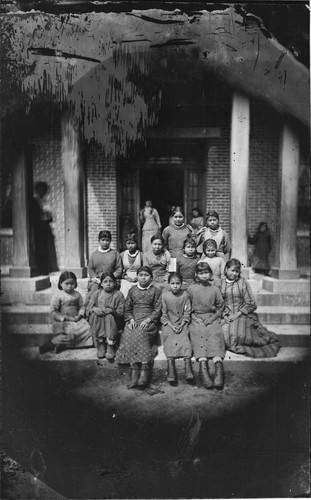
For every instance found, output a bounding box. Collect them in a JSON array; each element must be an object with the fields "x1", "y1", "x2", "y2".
[
  {"x1": 272, "y1": 122, "x2": 300, "y2": 279},
  {"x1": 230, "y1": 92, "x2": 250, "y2": 269},
  {"x1": 9, "y1": 149, "x2": 39, "y2": 278},
  {"x1": 61, "y1": 114, "x2": 87, "y2": 278}
]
